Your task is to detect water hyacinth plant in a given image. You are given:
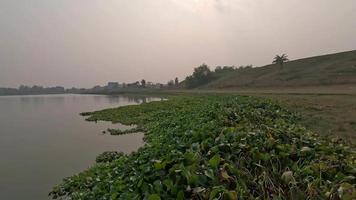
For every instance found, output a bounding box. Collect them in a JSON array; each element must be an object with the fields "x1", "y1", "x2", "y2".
[{"x1": 50, "y1": 95, "x2": 356, "y2": 200}]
